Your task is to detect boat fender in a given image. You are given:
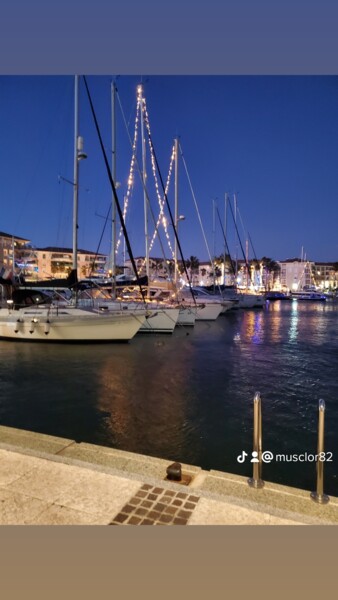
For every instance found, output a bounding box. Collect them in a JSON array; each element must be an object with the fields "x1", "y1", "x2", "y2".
[
  {"x1": 14, "y1": 319, "x2": 22, "y2": 333},
  {"x1": 29, "y1": 318, "x2": 38, "y2": 334},
  {"x1": 44, "y1": 320, "x2": 50, "y2": 335}
]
